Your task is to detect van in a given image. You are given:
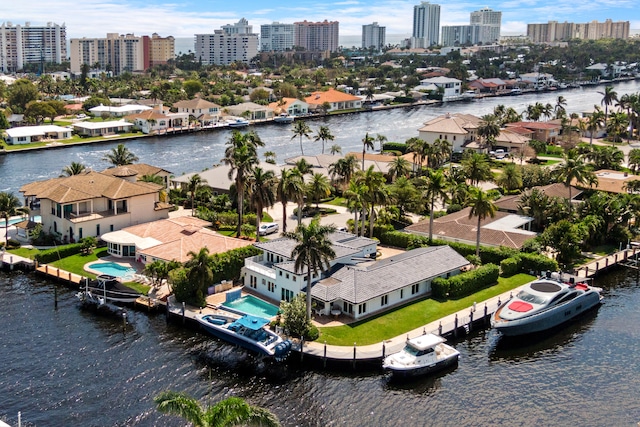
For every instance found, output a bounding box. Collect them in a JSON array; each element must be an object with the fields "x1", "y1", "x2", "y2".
[{"x1": 258, "y1": 222, "x2": 279, "y2": 236}]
